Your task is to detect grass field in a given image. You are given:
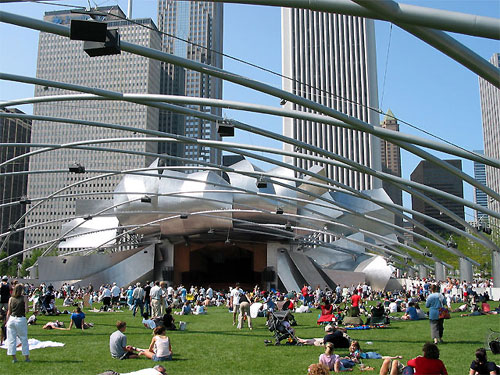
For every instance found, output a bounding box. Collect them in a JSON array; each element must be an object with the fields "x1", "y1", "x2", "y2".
[{"x1": 1, "y1": 301, "x2": 499, "y2": 375}]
